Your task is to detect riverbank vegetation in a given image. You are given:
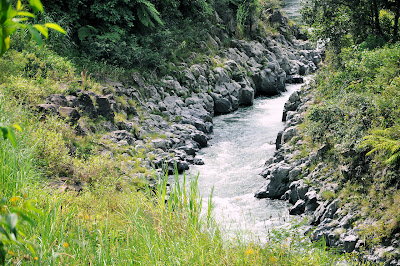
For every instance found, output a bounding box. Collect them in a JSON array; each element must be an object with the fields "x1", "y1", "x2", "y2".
[
  {"x1": 0, "y1": 0, "x2": 355, "y2": 264},
  {"x1": 0, "y1": 44, "x2": 346, "y2": 264},
  {"x1": 293, "y1": 0, "x2": 400, "y2": 260}
]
